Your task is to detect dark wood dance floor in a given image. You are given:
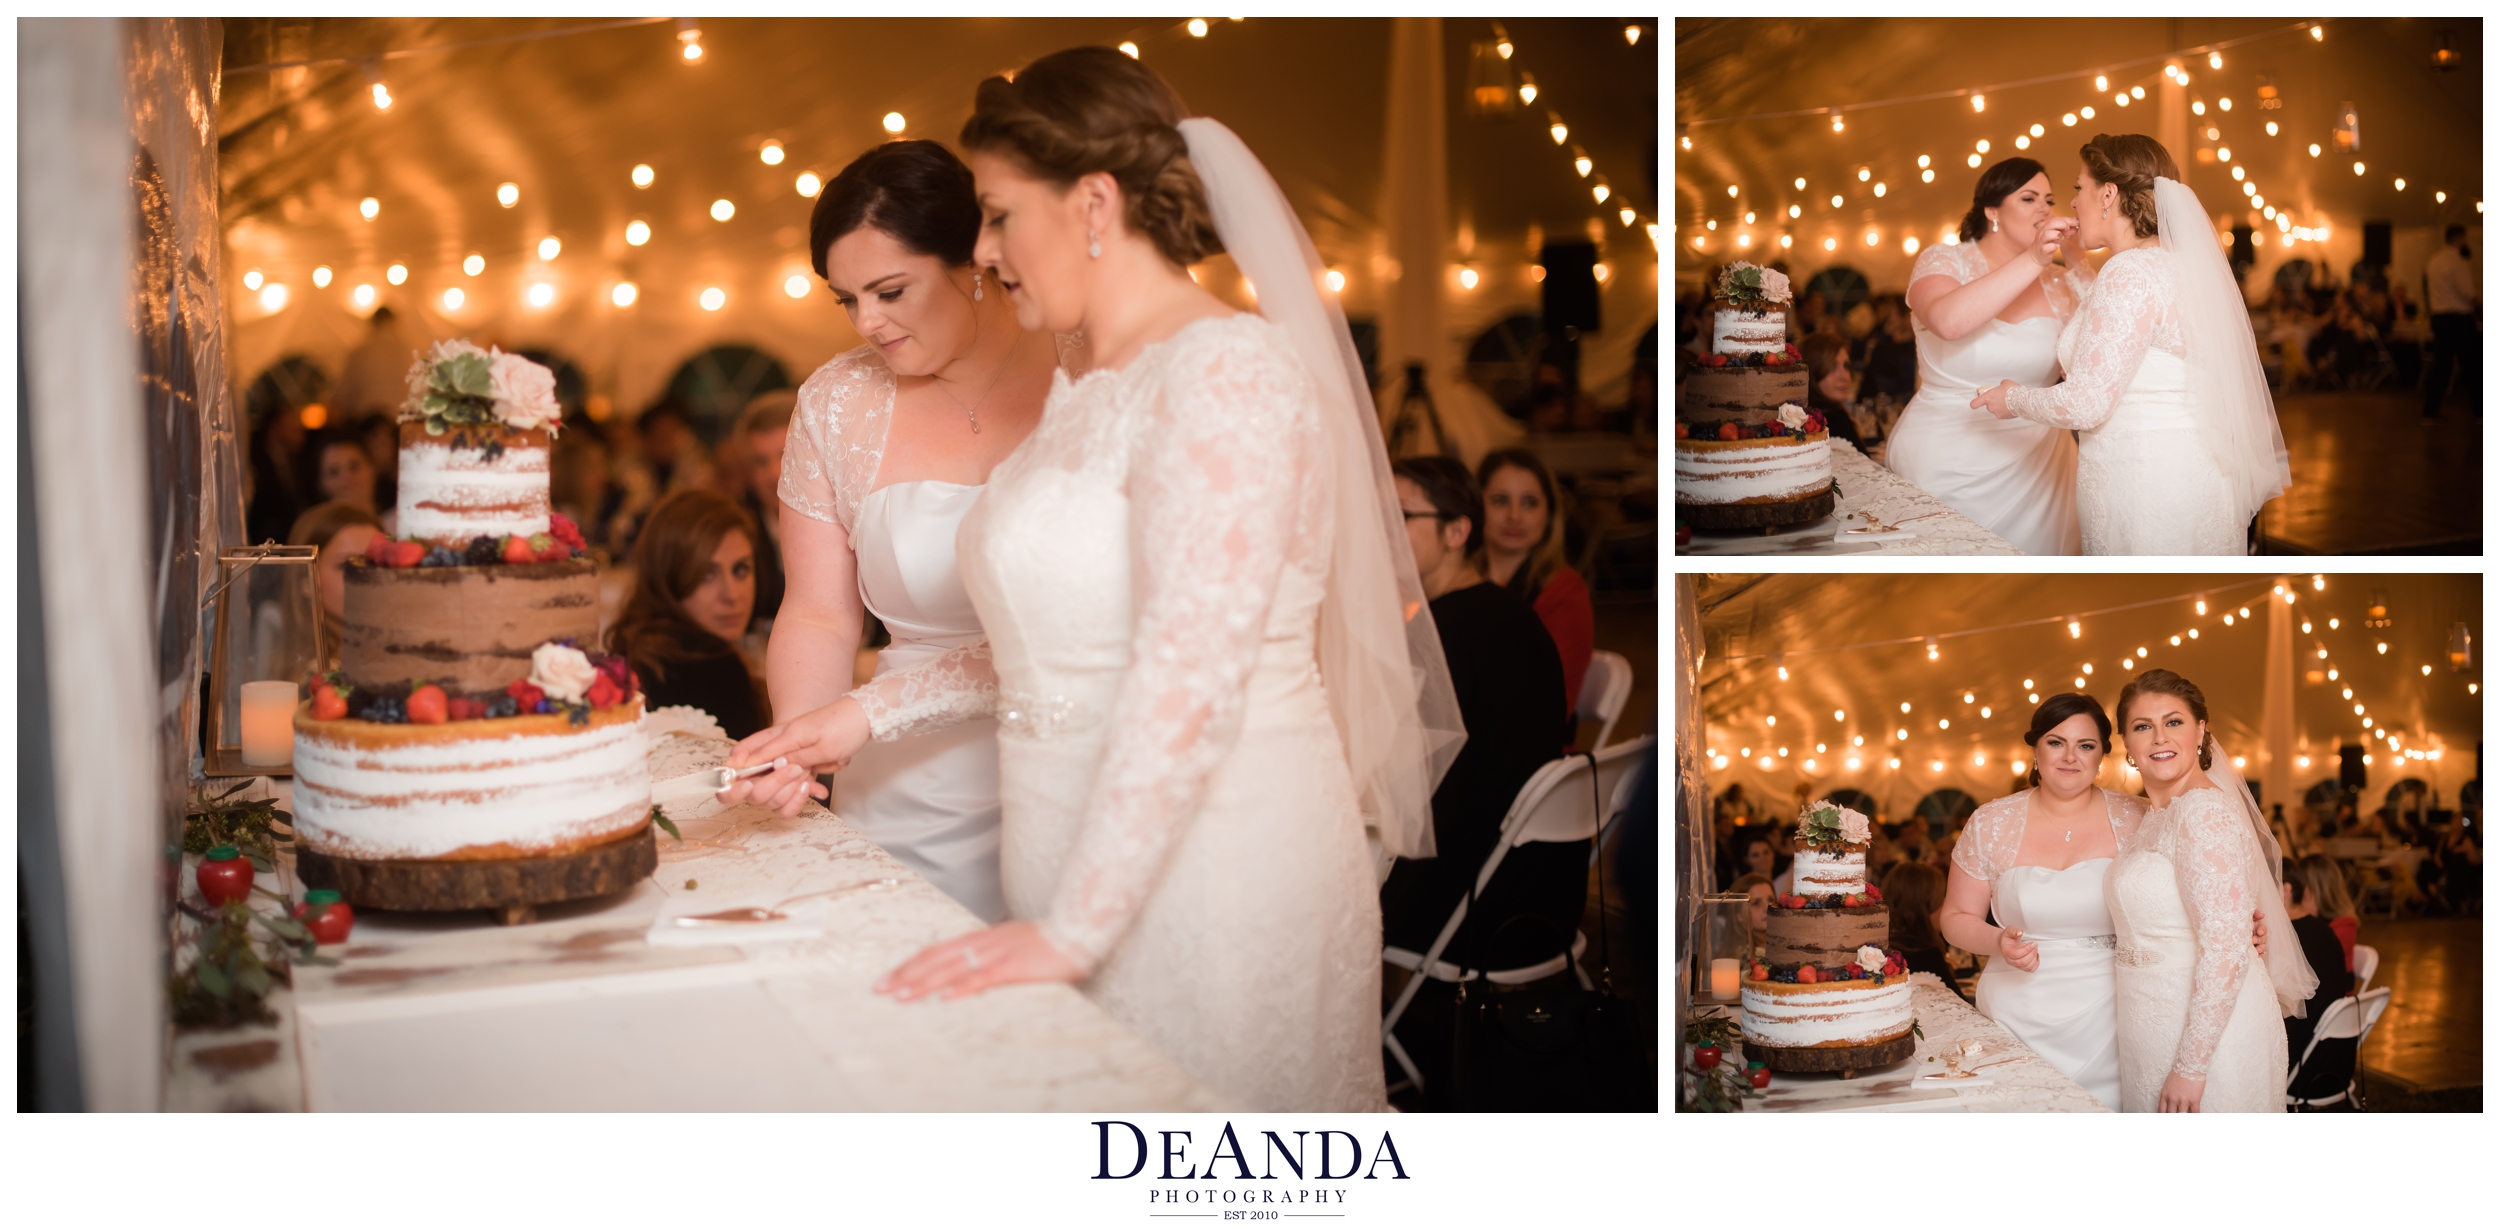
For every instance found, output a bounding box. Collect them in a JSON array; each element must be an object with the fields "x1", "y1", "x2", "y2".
[
  {"x1": 2356, "y1": 917, "x2": 2481, "y2": 1110},
  {"x1": 2259, "y1": 391, "x2": 2482, "y2": 555}
]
